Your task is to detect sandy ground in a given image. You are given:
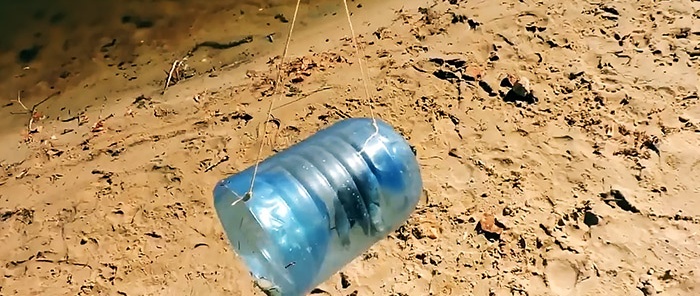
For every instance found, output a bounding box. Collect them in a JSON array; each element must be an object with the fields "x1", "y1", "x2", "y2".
[{"x1": 1, "y1": 0, "x2": 700, "y2": 295}]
